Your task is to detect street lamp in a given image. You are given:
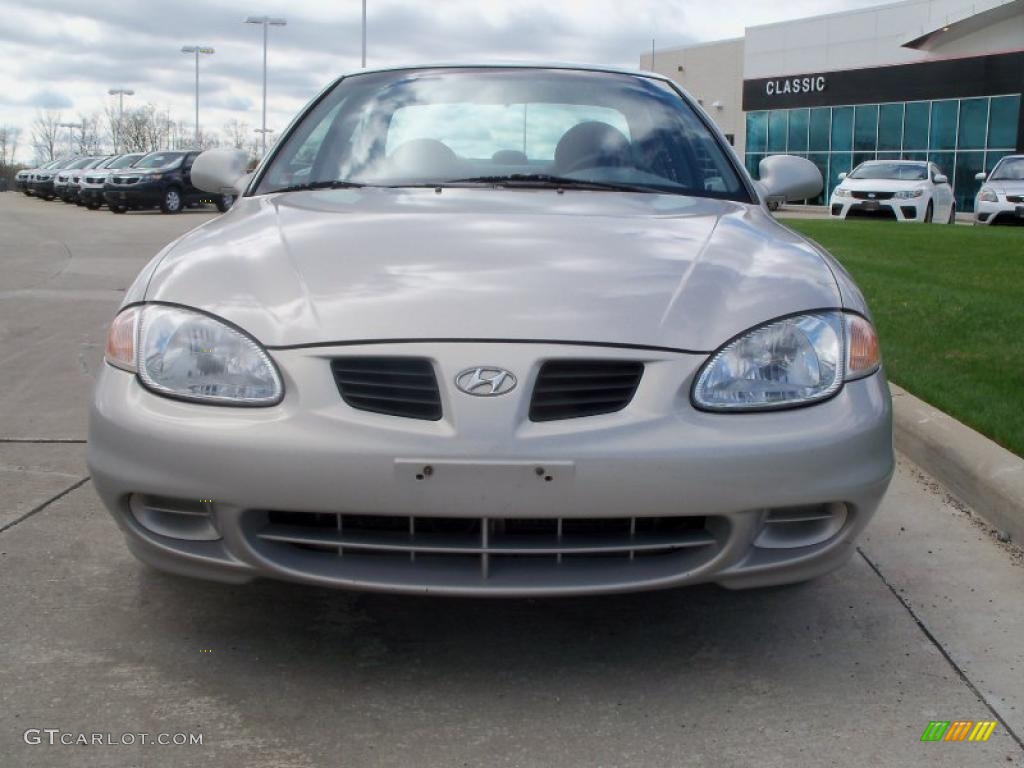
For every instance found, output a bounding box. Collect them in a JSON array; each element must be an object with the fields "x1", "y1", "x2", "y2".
[
  {"x1": 254, "y1": 127, "x2": 275, "y2": 154},
  {"x1": 244, "y1": 15, "x2": 287, "y2": 155},
  {"x1": 108, "y1": 87, "x2": 134, "y2": 153},
  {"x1": 181, "y1": 45, "x2": 214, "y2": 147},
  {"x1": 57, "y1": 121, "x2": 80, "y2": 157},
  {"x1": 361, "y1": 0, "x2": 366, "y2": 68}
]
